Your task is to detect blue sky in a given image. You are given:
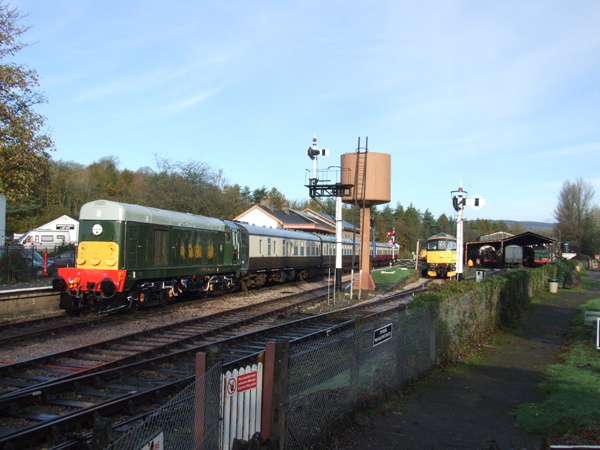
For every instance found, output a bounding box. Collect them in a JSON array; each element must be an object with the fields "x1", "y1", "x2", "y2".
[{"x1": 12, "y1": 0, "x2": 600, "y2": 223}]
